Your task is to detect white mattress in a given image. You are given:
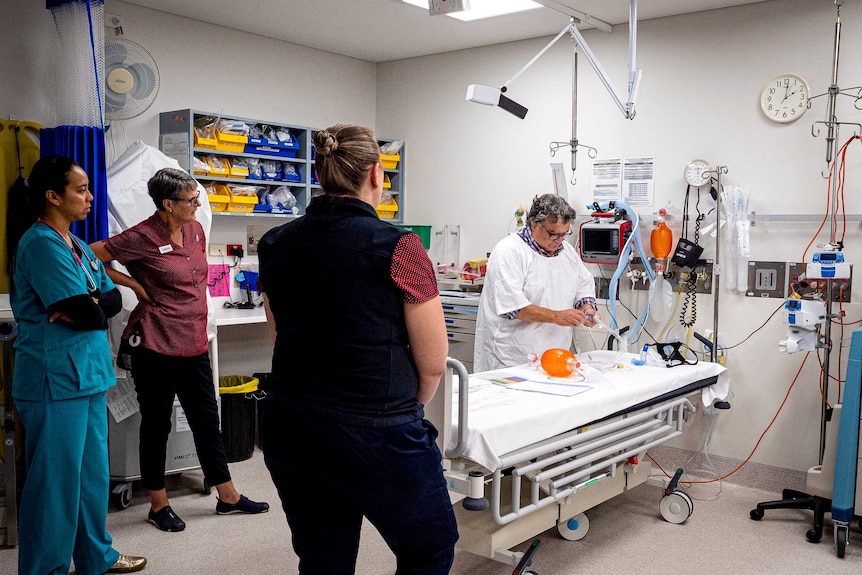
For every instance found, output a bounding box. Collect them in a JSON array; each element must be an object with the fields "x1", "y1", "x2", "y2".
[{"x1": 451, "y1": 350, "x2": 727, "y2": 470}]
